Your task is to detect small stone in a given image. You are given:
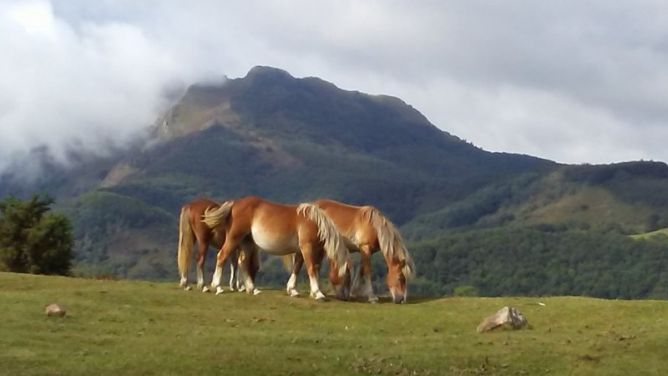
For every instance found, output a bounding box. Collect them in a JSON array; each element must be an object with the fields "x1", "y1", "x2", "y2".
[
  {"x1": 477, "y1": 306, "x2": 528, "y2": 332},
  {"x1": 45, "y1": 303, "x2": 66, "y2": 317}
]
